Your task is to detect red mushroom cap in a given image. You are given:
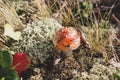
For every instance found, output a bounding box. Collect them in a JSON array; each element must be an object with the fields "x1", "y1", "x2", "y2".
[{"x1": 53, "y1": 27, "x2": 81, "y2": 51}]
